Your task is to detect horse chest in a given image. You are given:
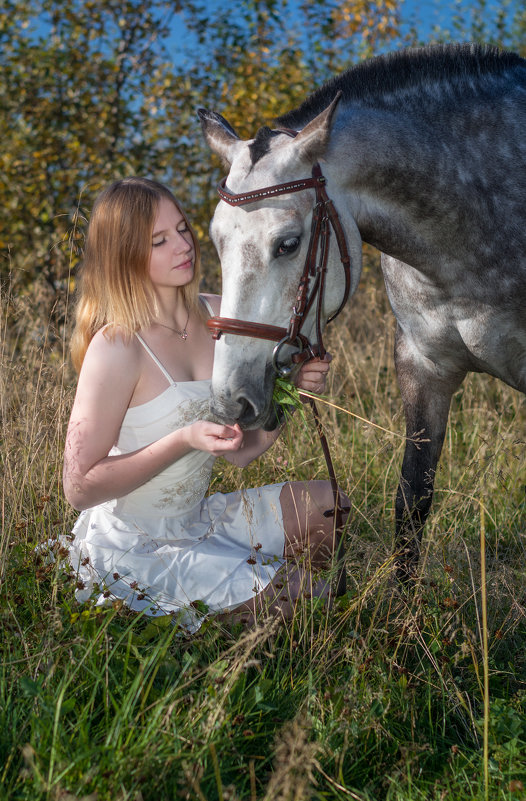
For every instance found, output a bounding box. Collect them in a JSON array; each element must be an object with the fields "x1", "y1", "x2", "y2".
[{"x1": 381, "y1": 254, "x2": 526, "y2": 385}]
